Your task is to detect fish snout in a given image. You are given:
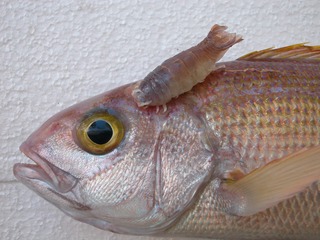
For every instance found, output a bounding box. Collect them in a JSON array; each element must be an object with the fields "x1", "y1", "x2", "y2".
[{"x1": 17, "y1": 141, "x2": 78, "y2": 193}]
